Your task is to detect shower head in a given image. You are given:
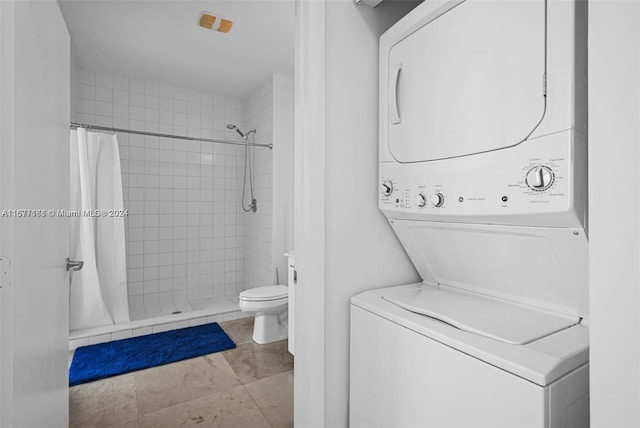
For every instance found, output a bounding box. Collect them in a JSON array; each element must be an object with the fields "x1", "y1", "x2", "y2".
[{"x1": 226, "y1": 123, "x2": 245, "y2": 138}]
